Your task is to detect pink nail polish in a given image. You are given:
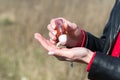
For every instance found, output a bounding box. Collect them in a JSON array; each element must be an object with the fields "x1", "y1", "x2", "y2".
[
  {"x1": 53, "y1": 31, "x2": 57, "y2": 35},
  {"x1": 52, "y1": 24, "x2": 56, "y2": 29},
  {"x1": 48, "y1": 51, "x2": 55, "y2": 55}
]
